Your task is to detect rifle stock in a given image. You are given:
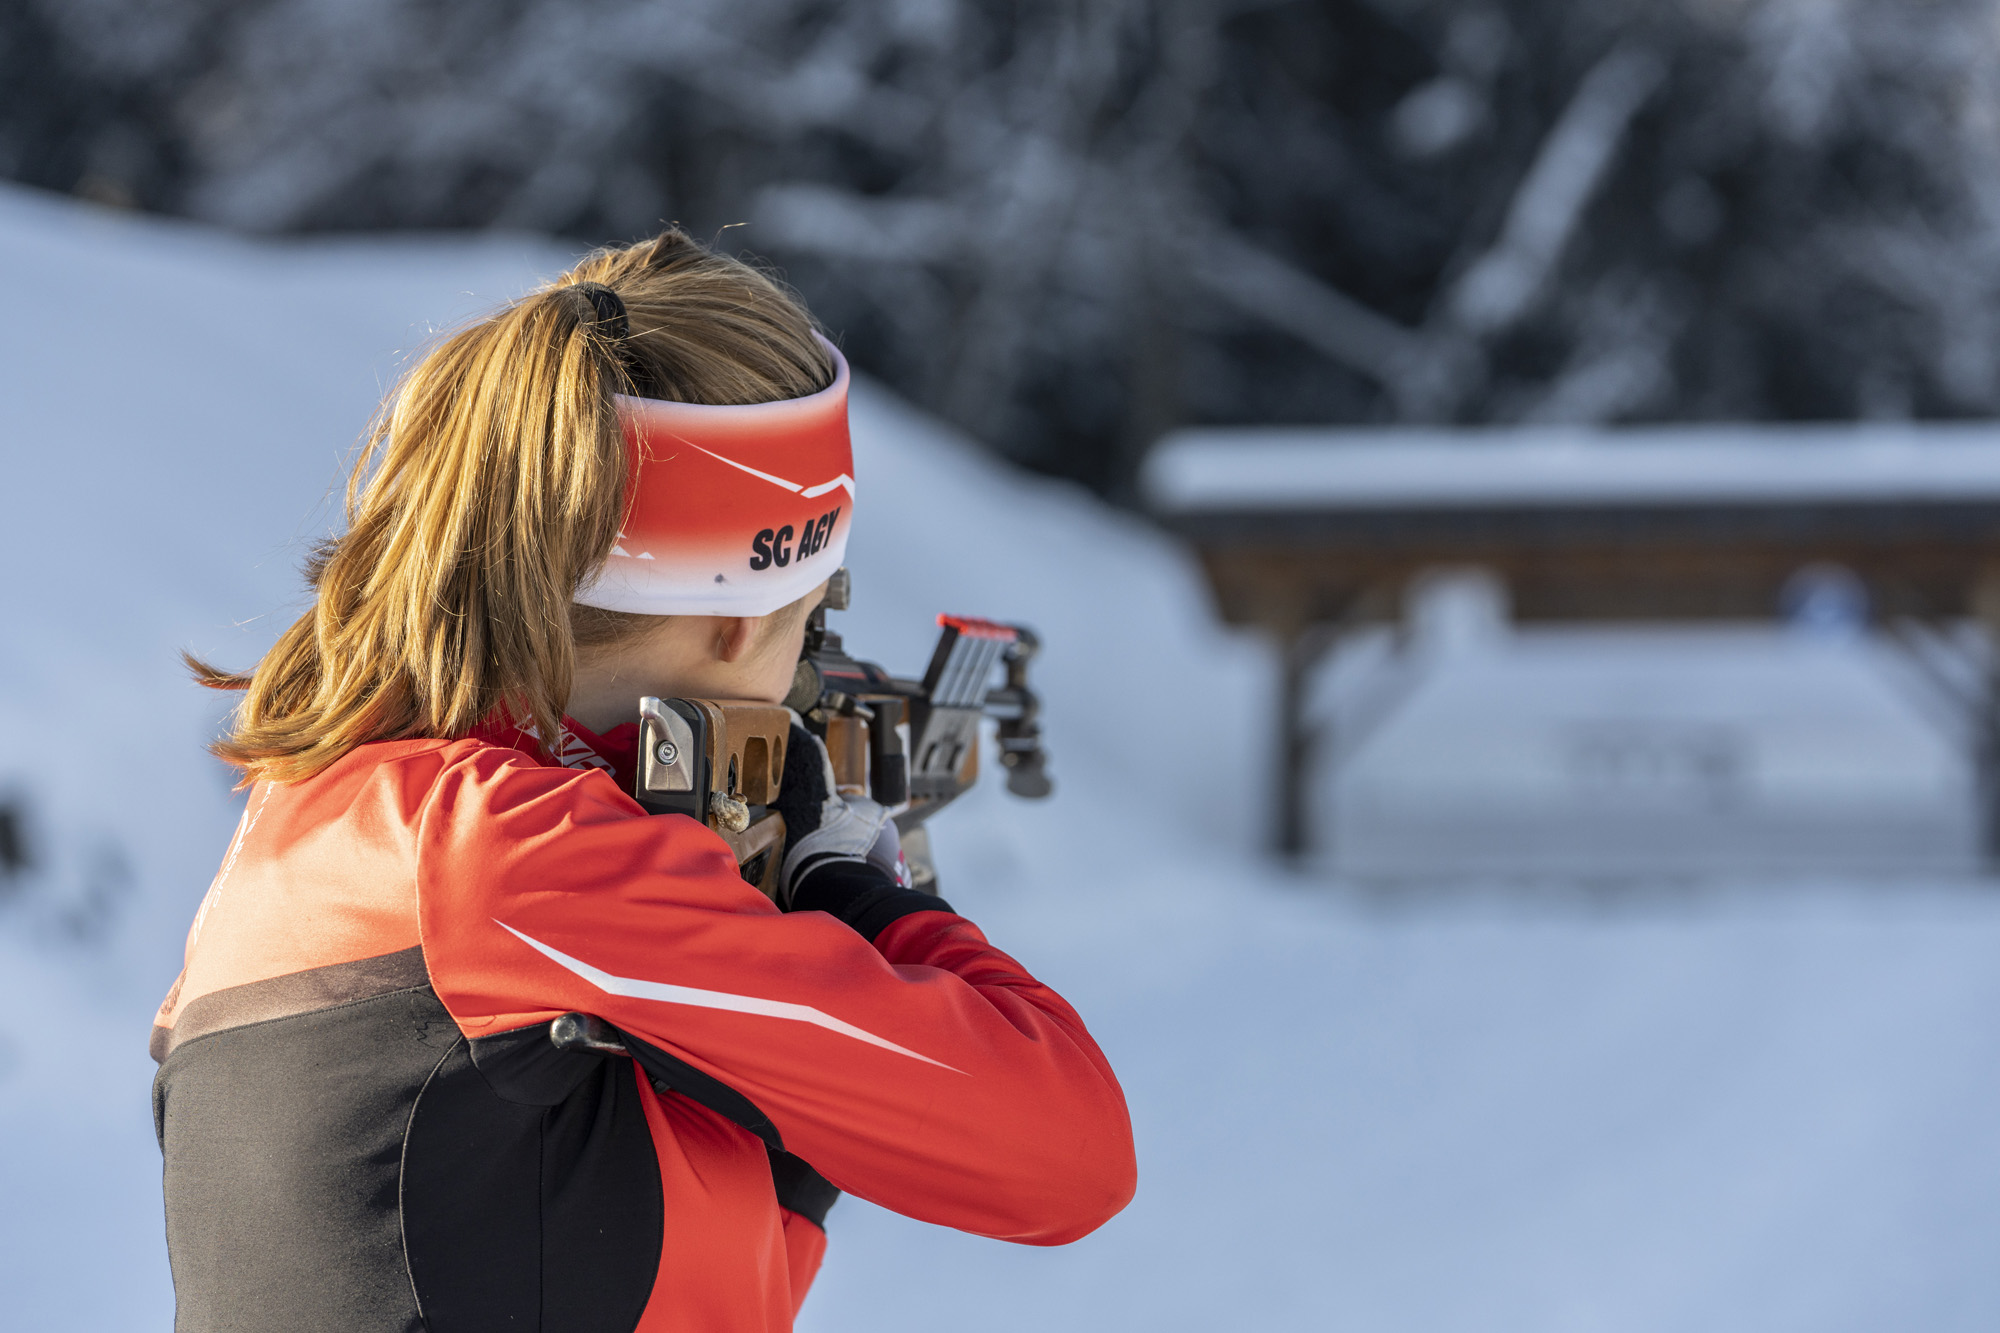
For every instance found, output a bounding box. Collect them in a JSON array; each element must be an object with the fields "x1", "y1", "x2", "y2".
[{"x1": 627, "y1": 567, "x2": 1050, "y2": 899}]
